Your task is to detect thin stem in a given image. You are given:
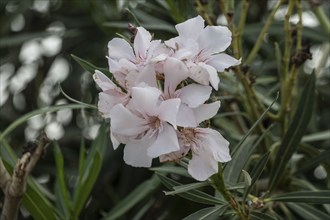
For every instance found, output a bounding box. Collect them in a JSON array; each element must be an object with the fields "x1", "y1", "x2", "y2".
[
  {"x1": 195, "y1": 0, "x2": 214, "y2": 26},
  {"x1": 312, "y1": 3, "x2": 330, "y2": 36},
  {"x1": 245, "y1": 0, "x2": 283, "y2": 65},
  {"x1": 210, "y1": 163, "x2": 249, "y2": 220},
  {"x1": 237, "y1": 0, "x2": 249, "y2": 58}
]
